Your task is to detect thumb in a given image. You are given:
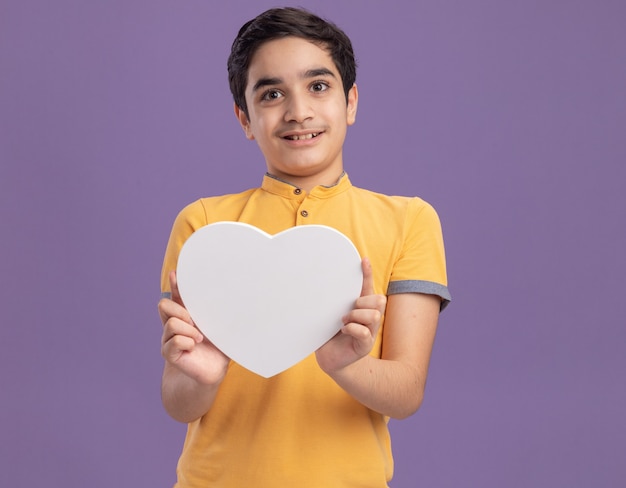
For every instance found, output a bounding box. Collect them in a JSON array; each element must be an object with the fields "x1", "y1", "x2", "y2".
[
  {"x1": 360, "y1": 257, "x2": 375, "y2": 297},
  {"x1": 169, "y1": 270, "x2": 185, "y2": 307}
]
